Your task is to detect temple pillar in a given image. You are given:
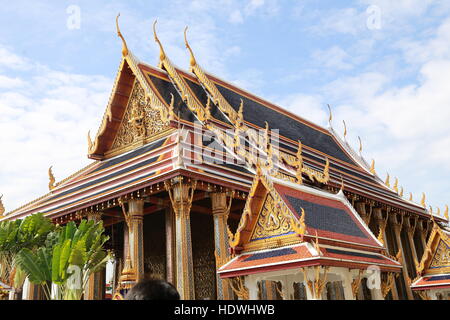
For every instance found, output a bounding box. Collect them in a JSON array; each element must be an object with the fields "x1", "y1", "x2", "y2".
[
  {"x1": 165, "y1": 177, "x2": 197, "y2": 300},
  {"x1": 374, "y1": 208, "x2": 399, "y2": 300},
  {"x1": 211, "y1": 192, "x2": 233, "y2": 300},
  {"x1": 128, "y1": 199, "x2": 145, "y2": 282},
  {"x1": 165, "y1": 207, "x2": 176, "y2": 285},
  {"x1": 405, "y1": 216, "x2": 419, "y2": 272},
  {"x1": 85, "y1": 211, "x2": 104, "y2": 300},
  {"x1": 417, "y1": 220, "x2": 430, "y2": 252},
  {"x1": 245, "y1": 276, "x2": 259, "y2": 300},
  {"x1": 342, "y1": 270, "x2": 355, "y2": 300},
  {"x1": 355, "y1": 201, "x2": 370, "y2": 225},
  {"x1": 390, "y1": 213, "x2": 414, "y2": 300},
  {"x1": 284, "y1": 275, "x2": 295, "y2": 300}
]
